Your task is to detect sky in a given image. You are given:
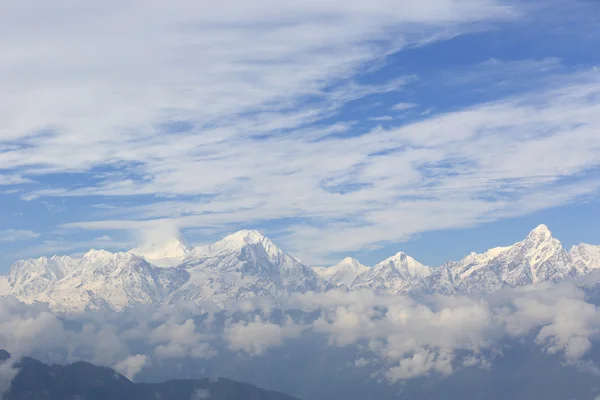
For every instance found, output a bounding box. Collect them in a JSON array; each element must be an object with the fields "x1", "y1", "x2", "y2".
[{"x1": 1, "y1": 0, "x2": 600, "y2": 271}]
